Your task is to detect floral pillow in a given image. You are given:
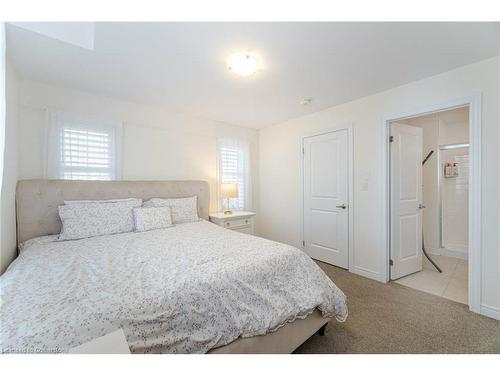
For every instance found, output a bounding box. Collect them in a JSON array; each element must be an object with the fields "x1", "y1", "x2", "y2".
[
  {"x1": 133, "y1": 206, "x2": 173, "y2": 232},
  {"x1": 143, "y1": 196, "x2": 199, "y2": 224},
  {"x1": 58, "y1": 199, "x2": 142, "y2": 240}
]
